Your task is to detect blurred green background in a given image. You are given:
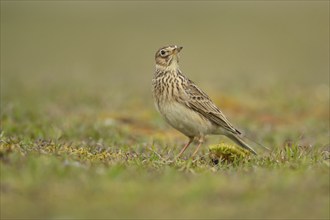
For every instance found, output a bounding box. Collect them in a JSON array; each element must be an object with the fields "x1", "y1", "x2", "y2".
[
  {"x1": 2, "y1": 0, "x2": 329, "y2": 147},
  {"x1": 1, "y1": 1, "x2": 329, "y2": 219},
  {"x1": 2, "y1": 1, "x2": 328, "y2": 104}
]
